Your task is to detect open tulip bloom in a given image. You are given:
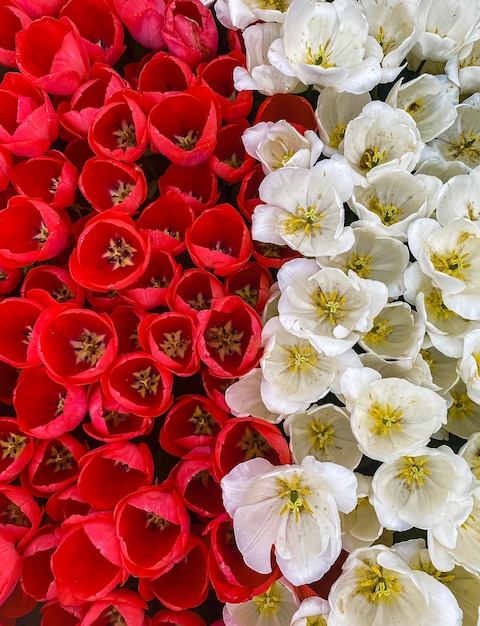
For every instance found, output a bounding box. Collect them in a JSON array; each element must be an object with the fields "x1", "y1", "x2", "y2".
[{"x1": 2, "y1": 1, "x2": 480, "y2": 624}]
